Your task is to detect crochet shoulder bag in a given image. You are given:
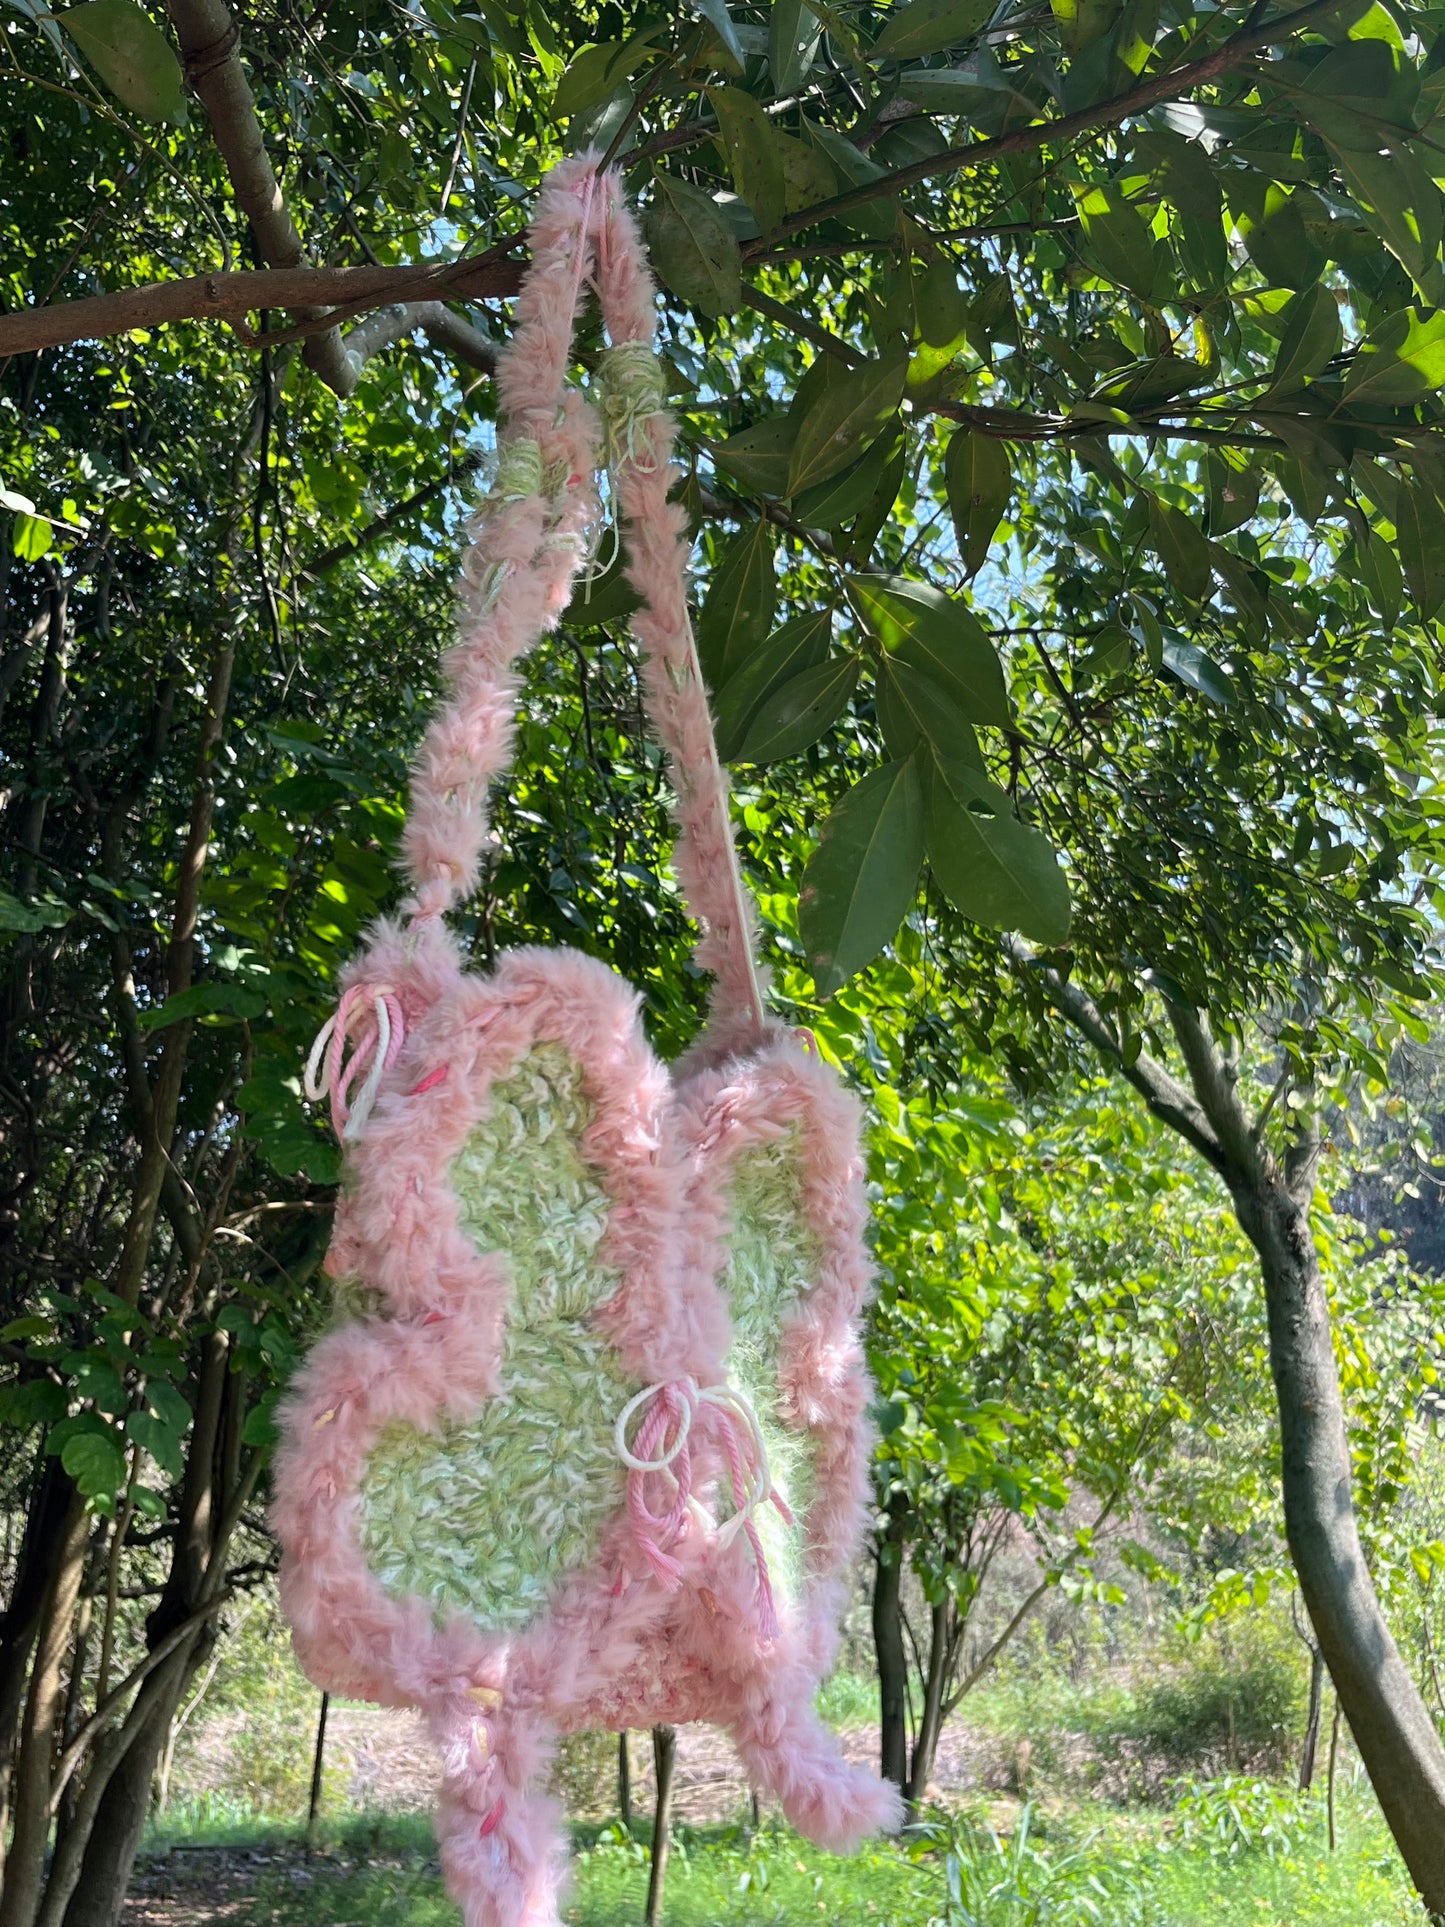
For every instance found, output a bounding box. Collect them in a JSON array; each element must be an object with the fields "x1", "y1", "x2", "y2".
[{"x1": 272, "y1": 155, "x2": 900, "y2": 1927}]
